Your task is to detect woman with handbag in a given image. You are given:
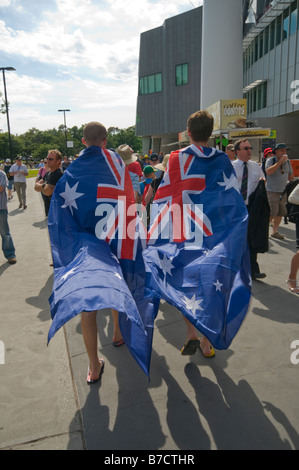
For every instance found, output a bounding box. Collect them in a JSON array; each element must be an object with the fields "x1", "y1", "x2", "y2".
[{"x1": 286, "y1": 182, "x2": 299, "y2": 294}]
